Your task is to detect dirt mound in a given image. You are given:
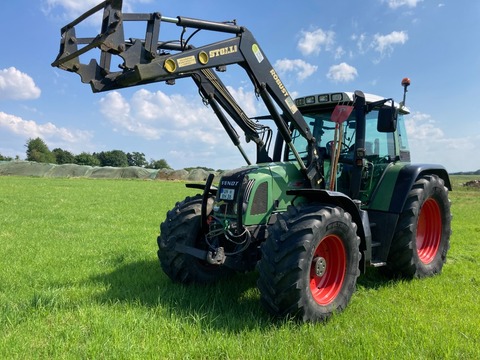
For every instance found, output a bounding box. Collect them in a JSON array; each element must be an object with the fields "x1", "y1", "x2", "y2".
[
  {"x1": 464, "y1": 180, "x2": 480, "y2": 188},
  {"x1": 155, "y1": 168, "x2": 189, "y2": 181}
]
